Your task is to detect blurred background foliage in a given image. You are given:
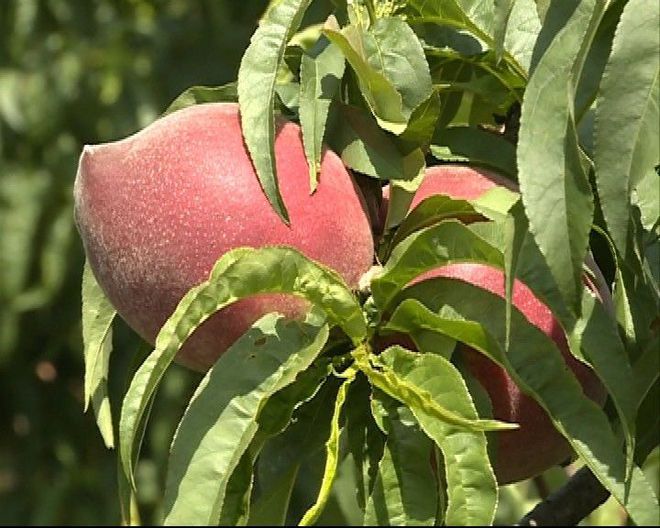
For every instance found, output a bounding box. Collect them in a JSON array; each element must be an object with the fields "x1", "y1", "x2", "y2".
[{"x1": 0, "y1": 0, "x2": 656, "y2": 525}]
